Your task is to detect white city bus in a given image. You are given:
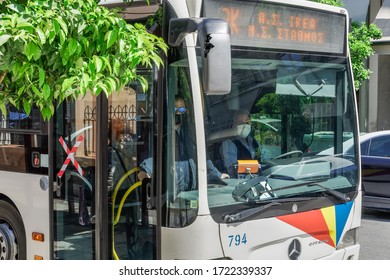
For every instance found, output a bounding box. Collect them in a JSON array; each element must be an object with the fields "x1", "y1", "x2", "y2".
[{"x1": 0, "y1": 0, "x2": 361, "y2": 260}]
